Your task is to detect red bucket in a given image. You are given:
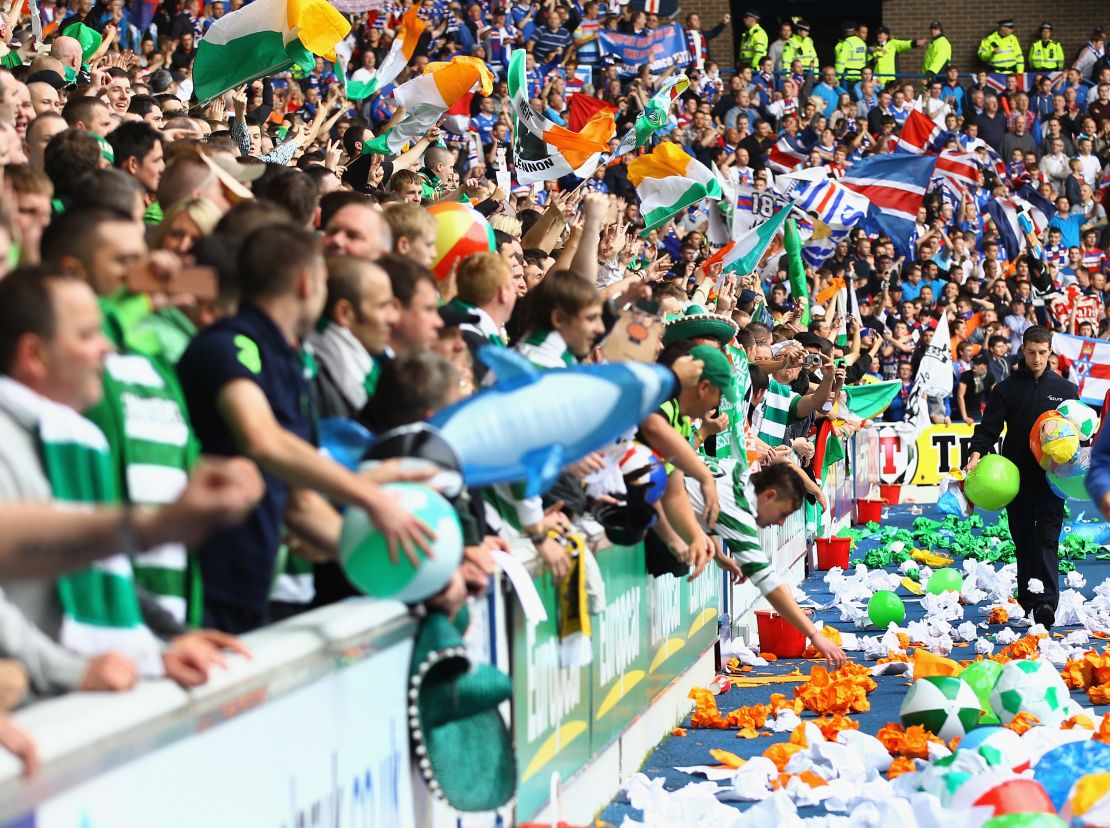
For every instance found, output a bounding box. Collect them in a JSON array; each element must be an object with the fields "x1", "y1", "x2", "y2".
[
  {"x1": 756, "y1": 610, "x2": 808, "y2": 658},
  {"x1": 879, "y1": 484, "x2": 902, "y2": 504},
  {"x1": 855, "y1": 498, "x2": 884, "y2": 525},
  {"x1": 815, "y1": 537, "x2": 851, "y2": 570}
]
